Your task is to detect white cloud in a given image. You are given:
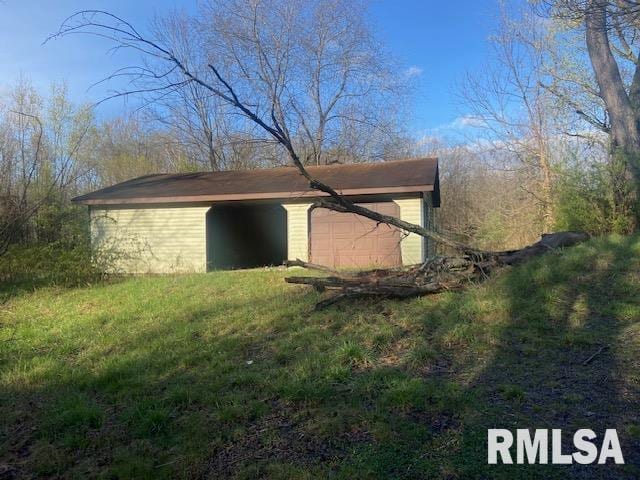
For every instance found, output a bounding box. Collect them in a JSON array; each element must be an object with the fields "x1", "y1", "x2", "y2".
[
  {"x1": 404, "y1": 66, "x2": 423, "y2": 78},
  {"x1": 414, "y1": 134, "x2": 441, "y2": 147},
  {"x1": 437, "y1": 115, "x2": 485, "y2": 131},
  {"x1": 411, "y1": 115, "x2": 488, "y2": 148}
]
